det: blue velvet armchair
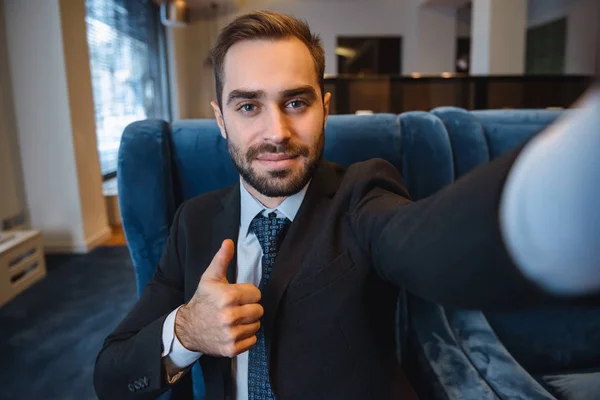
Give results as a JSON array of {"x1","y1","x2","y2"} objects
[
  {"x1": 117, "y1": 109, "x2": 600, "y2": 399},
  {"x1": 399, "y1": 108, "x2": 600, "y2": 400}
]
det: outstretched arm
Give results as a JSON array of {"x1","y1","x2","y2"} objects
[{"x1": 349, "y1": 88, "x2": 599, "y2": 309}]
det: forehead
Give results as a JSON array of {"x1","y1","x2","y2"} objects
[{"x1": 222, "y1": 37, "x2": 319, "y2": 96}]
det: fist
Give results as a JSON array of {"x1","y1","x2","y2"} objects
[{"x1": 175, "y1": 239, "x2": 263, "y2": 357}]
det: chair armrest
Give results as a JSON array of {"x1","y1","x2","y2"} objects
[
  {"x1": 446, "y1": 309, "x2": 555, "y2": 399},
  {"x1": 409, "y1": 296, "x2": 556, "y2": 400},
  {"x1": 408, "y1": 296, "x2": 498, "y2": 400}
]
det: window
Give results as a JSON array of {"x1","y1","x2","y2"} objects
[{"x1": 85, "y1": 0, "x2": 170, "y2": 178}]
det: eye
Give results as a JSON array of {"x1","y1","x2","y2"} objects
[
  {"x1": 286, "y1": 100, "x2": 307, "y2": 109},
  {"x1": 238, "y1": 103, "x2": 257, "y2": 113}
]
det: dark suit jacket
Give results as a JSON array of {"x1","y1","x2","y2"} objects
[{"x1": 94, "y1": 150, "x2": 553, "y2": 399}]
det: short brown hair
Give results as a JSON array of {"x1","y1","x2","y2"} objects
[{"x1": 211, "y1": 10, "x2": 325, "y2": 108}]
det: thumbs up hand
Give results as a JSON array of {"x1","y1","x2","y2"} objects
[{"x1": 174, "y1": 239, "x2": 263, "y2": 357}]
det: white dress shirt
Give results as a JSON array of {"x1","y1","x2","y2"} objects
[{"x1": 161, "y1": 179, "x2": 308, "y2": 399}]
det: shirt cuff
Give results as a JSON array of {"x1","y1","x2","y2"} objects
[
  {"x1": 500, "y1": 88, "x2": 600, "y2": 295},
  {"x1": 162, "y1": 306, "x2": 202, "y2": 382}
]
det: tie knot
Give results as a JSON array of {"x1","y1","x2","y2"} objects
[{"x1": 249, "y1": 212, "x2": 291, "y2": 256}]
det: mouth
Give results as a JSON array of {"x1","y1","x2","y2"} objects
[{"x1": 254, "y1": 153, "x2": 299, "y2": 168}]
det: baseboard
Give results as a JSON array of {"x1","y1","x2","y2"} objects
[
  {"x1": 85, "y1": 225, "x2": 113, "y2": 250},
  {"x1": 45, "y1": 225, "x2": 112, "y2": 254}
]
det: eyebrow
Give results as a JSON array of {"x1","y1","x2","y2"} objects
[
  {"x1": 226, "y1": 85, "x2": 318, "y2": 107},
  {"x1": 226, "y1": 89, "x2": 266, "y2": 106},
  {"x1": 280, "y1": 85, "x2": 318, "y2": 100}
]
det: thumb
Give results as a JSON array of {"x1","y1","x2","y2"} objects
[{"x1": 202, "y1": 239, "x2": 234, "y2": 282}]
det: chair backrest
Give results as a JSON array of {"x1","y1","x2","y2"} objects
[{"x1": 398, "y1": 107, "x2": 562, "y2": 201}]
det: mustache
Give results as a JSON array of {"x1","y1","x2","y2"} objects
[{"x1": 246, "y1": 143, "x2": 310, "y2": 162}]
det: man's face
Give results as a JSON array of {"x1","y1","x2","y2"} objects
[{"x1": 211, "y1": 38, "x2": 331, "y2": 198}]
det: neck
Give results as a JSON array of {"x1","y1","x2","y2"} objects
[{"x1": 242, "y1": 179, "x2": 287, "y2": 209}]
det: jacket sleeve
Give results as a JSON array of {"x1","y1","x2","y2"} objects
[
  {"x1": 347, "y1": 148, "x2": 558, "y2": 310},
  {"x1": 93, "y1": 202, "x2": 190, "y2": 399}
]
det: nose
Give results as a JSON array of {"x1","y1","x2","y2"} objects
[{"x1": 264, "y1": 107, "x2": 291, "y2": 144}]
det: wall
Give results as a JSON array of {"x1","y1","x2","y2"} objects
[
  {"x1": 167, "y1": 20, "x2": 217, "y2": 119},
  {"x1": 404, "y1": 0, "x2": 457, "y2": 74},
  {"x1": 0, "y1": 1, "x2": 26, "y2": 225},
  {"x1": 59, "y1": 0, "x2": 111, "y2": 247},
  {"x1": 459, "y1": 0, "x2": 575, "y2": 35},
  {"x1": 460, "y1": 0, "x2": 598, "y2": 75},
  {"x1": 168, "y1": 0, "x2": 457, "y2": 119},
  {"x1": 456, "y1": 4, "x2": 471, "y2": 38},
  {"x1": 528, "y1": 0, "x2": 599, "y2": 75},
  {"x1": 527, "y1": 0, "x2": 573, "y2": 28},
  {"x1": 489, "y1": 0, "x2": 527, "y2": 75},
  {"x1": 262, "y1": 0, "x2": 420, "y2": 75},
  {"x1": 3, "y1": 0, "x2": 110, "y2": 252},
  {"x1": 4, "y1": 0, "x2": 84, "y2": 247},
  {"x1": 565, "y1": 0, "x2": 600, "y2": 75}
]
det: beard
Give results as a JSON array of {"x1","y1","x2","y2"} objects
[{"x1": 227, "y1": 129, "x2": 325, "y2": 198}]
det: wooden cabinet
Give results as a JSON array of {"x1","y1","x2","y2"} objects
[{"x1": 0, "y1": 231, "x2": 46, "y2": 307}]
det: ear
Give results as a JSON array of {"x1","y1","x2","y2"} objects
[
  {"x1": 211, "y1": 101, "x2": 227, "y2": 139},
  {"x1": 323, "y1": 92, "x2": 332, "y2": 129}
]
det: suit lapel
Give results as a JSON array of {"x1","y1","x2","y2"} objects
[
  {"x1": 209, "y1": 183, "x2": 240, "y2": 398},
  {"x1": 212, "y1": 184, "x2": 240, "y2": 283},
  {"x1": 206, "y1": 164, "x2": 339, "y2": 393},
  {"x1": 263, "y1": 160, "x2": 340, "y2": 363}
]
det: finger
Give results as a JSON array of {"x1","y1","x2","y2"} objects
[
  {"x1": 235, "y1": 304, "x2": 264, "y2": 324},
  {"x1": 229, "y1": 283, "x2": 262, "y2": 305},
  {"x1": 234, "y1": 321, "x2": 261, "y2": 340},
  {"x1": 202, "y1": 239, "x2": 235, "y2": 282},
  {"x1": 234, "y1": 335, "x2": 258, "y2": 355}
]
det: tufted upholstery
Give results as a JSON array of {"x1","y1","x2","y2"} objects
[
  {"x1": 118, "y1": 109, "x2": 599, "y2": 399},
  {"x1": 400, "y1": 107, "x2": 600, "y2": 400}
]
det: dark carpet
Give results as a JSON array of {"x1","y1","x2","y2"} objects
[{"x1": 0, "y1": 246, "x2": 137, "y2": 400}]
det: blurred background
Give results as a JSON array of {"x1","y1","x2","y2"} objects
[{"x1": 0, "y1": 0, "x2": 598, "y2": 399}]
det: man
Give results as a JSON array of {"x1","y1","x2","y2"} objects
[{"x1": 94, "y1": 10, "x2": 600, "y2": 400}]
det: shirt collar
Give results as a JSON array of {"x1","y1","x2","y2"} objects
[{"x1": 239, "y1": 178, "x2": 309, "y2": 237}]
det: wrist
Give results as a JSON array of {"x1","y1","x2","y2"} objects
[{"x1": 174, "y1": 303, "x2": 197, "y2": 352}]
